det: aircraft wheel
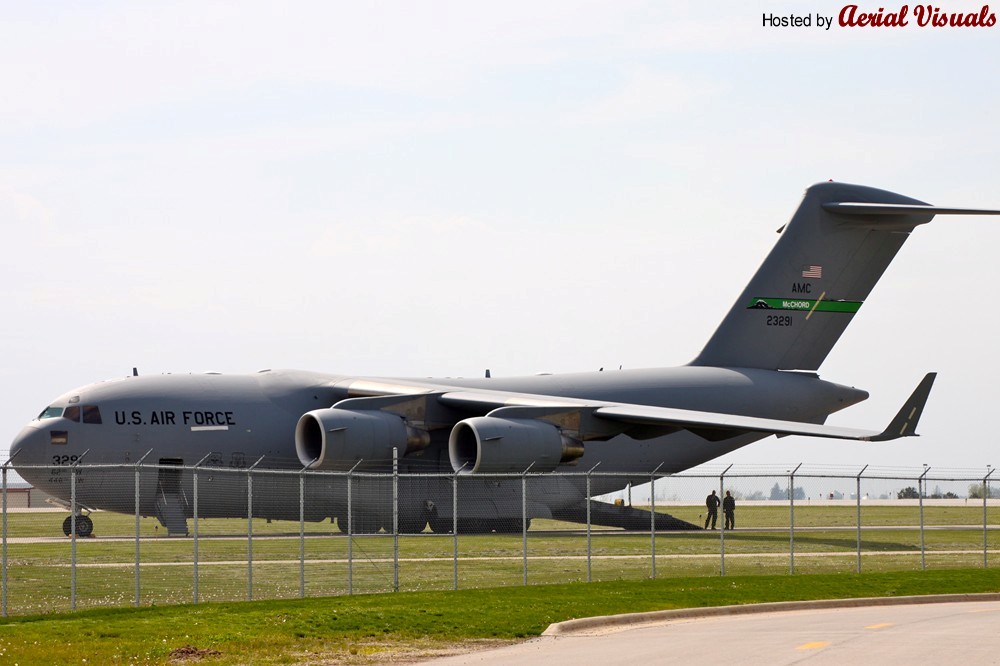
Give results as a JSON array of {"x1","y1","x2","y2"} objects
[
  {"x1": 62, "y1": 515, "x2": 94, "y2": 538},
  {"x1": 480, "y1": 517, "x2": 530, "y2": 534},
  {"x1": 428, "y1": 518, "x2": 453, "y2": 534},
  {"x1": 456, "y1": 518, "x2": 493, "y2": 534},
  {"x1": 342, "y1": 512, "x2": 381, "y2": 534},
  {"x1": 77, "y1": 515, "x2": 94, "y2": 537},
  {"x1": 396, "y1": 516, "x2": 427, "y2": 534}
]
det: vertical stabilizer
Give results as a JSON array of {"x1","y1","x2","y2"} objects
[{"x1": 691, "y1": 182, "x2": 966, "y2": 371}]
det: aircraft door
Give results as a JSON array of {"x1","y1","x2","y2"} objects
[
  {"x1": 158, "y1": 458, "x2": 183, "y2": 494},
  {"x1": 155, "y1": 458, "x2": 189, "y2": 536}
]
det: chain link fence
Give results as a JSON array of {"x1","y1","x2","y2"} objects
[{"x1": 2, "y1": 459, "x2": 998, "y2": 616}]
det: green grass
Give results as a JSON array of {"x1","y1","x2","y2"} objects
[
  {"x1": 5, "y1": 504, "x2": 1000, "y2": 539},
  {"x1": 2, "y1": 569, "x2": 1000, "y2": 664},
  {"x1": 651, "y1": 503, "x2": 1000, "y2": 528},
  {"x1": 4, "y1": 504, "x2": 1000, "y2": 617},
  {"x1": 3, "y1": 503, "x2": 1000, "y2": 661}
]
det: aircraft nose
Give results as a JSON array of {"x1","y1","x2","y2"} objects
[{"x1": 9, "y1": 424, "x2": 44, "y2": 464}]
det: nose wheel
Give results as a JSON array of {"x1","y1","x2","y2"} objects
[{"x1": 62, "y1": 514, "x2": 94, "y2": 538}]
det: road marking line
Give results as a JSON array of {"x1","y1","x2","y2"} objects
[
  {"x1": 796, "y1": 641, "x2": 830, "y2": 650},
  {"x1": 866, "y1": 623, "x2": 893, "y2": 629}
]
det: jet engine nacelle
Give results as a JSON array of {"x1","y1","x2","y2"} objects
[
  {"x1": 448, "y1": 417, "x2": 583, "y2": 474},
  {"x1": 296, "y1": 408, "x2": 427, "y2": 471}
]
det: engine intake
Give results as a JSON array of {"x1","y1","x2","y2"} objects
[
  {"x1": 448, "y1": 417, "x2": 583, "y2": 474},
  {"x1": 296, "y1": 408, "x2": 428, "y2": 471}
]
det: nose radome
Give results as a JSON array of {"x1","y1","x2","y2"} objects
[{"x1": 8, "y1": 424, "x2": 43, "y2": 464}]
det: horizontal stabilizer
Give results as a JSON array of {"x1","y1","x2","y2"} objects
[{"x1": 823, "y1": 202, "x2": 1000, "y2": 216}]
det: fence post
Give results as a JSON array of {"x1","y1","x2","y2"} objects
[
  {"x1": 919, "y1": 465, "x2": 930, "y2": 571},
  {"x1": 1, "y1": 460, "x2": 6, "y2": 618},
  {"x1": 789, "y1": 463, "x2": 801, "y2": 575},
  {"x1": 451, "y1": 462, "x2": 467, "y2": 591},
  {"x1": 191, "y1": 452, "x2": 213, "y2": 604},
  {"x1": 300, "y1": 459, "x2": 316, "y2": 600},
  {"x1": 587, "y1": 463, "x2": 600, "y2": 584},
  {"x1": 719, "y1": 464, "x2": 731, "y2": 576},
  {"x1": 299, "y1": 458, "x2": 319, "y2": 599},
  {"x1": 393, "y1": 448, "x2": 399, "y2": 593},
  {"x1": 71, "y1": 459, "x2": 76, "y2": 611},
  {"x1": 347, "y1": 460, "x2": 361, "y2": 596},
  {"x1": 986, "y1": 467, "x2": 995, "y2": 568},
  {"x1": 522, "y1": 464, "x2": 534, "y2": 586},
  {"x1": 69, "y1": 449, "x2": 90, "y2": 612},
  {"x1": 452, "y1": 468, "x2": 459, "y2": 591},
  {"x1": 2, "y1": 450, "x2": 21, "y2": 618},
  {"x1": 856, "y1": 465, "x2": 867, "y2": 573},
  {"x1": 650, "y1": 463, "x2": 663, "y2": 580},
  {"x1": 246, "y1": 456, "x2": 265, "y2": 601},
  {"x1": 133, "y1": 450, "x2": 153, "y2": 608},
  {"x1": 300, "y1": 469, "x2": 306, "y2": 598}
]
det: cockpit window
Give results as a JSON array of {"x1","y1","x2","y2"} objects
[
  {"x1": 38, "y1": 404, "x2": 101, "y2": 423},
  {"x1": 37, "y1": 406, "x2": 64, "y2": 420},
  {"x1": 82, "y1": 405, "x2": 102, "y2": 424}
]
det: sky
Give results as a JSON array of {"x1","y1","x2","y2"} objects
[{"x1": 2, "y1": 1, "x2": 999, "y2": 478}]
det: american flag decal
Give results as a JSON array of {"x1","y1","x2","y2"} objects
[{"x1": 801, "y1": 265, "x2": 823, "y2": 279}]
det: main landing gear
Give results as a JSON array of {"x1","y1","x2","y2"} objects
[{"x1": 62, "y1": 513, "x2": 94, "y2": 538}]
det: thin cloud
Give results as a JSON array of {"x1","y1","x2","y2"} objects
[
  {"x1": 0, "y1": 186, "x2": 55, "y2": 228},
  {"x1": 567, "y1": 68, "x2": 721, "y2": 125}
]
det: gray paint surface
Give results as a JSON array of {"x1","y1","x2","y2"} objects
[{"x1": 8, "y1": 183, "x2": 1000, "y2": 532}]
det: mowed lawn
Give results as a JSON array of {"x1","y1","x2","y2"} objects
[
  {"x1": 2, "y1": 569, "x2": 1000, "y2": 664},
  {"x1": 3, "y1": 502, "x2": 1000, "y2": 615}
]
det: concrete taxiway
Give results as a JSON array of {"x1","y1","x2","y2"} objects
[{"x1": 423, "y1": 595, "x2": 1000, "y2": 665}]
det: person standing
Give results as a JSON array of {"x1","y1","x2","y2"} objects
[
  {"x1": 723, "y1": 490, "x2": 736, "y2": 530},
  {"x1": 704, "y1": 490, "x2": 720, "y2": 529}
]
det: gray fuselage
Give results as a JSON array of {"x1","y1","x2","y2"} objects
[{"x1": 10, "y1": 366, "x2": 866, "y2": 530}]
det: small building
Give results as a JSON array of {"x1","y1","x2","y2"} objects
[{"x1": 2, "y1": 482, "x2": 56, "y2": 509}]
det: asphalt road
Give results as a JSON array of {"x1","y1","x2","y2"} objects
[{"x1": 424, "y1": 598, "x2": 1000, "y2": 665}]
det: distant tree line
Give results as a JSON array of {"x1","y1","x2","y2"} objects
[
  {"x1": 735, "y1": 483, "x2": 984, "y2": 501},
  {"x1": 769, "y1": 482, "x2": 806, "y2": 501},
  {"x1": 968, "y1": 483, "x2": 1000, "y2": 499},
  {"x1": 897, "y1": 486, "x2": 961, "y2": 499}
]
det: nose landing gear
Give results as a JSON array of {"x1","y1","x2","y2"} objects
[{"x1": 62, "y1": 513, "x2": 94, "y2": 538}]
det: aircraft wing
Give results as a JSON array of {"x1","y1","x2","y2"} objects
[
  {"x1": 434, "y1": 372, "x2": 936, "y2": 443},
  {"x1": 317, "y1": 373, "x2": 936, "y2": 474}
]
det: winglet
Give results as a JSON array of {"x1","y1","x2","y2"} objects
[{"x1": 868, "y1": 373, "x2": 937, "y2": 441}]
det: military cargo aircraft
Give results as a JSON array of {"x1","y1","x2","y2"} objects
[{"x1": 9, "y1": 182, "x2": 1000, "y2": 537}]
